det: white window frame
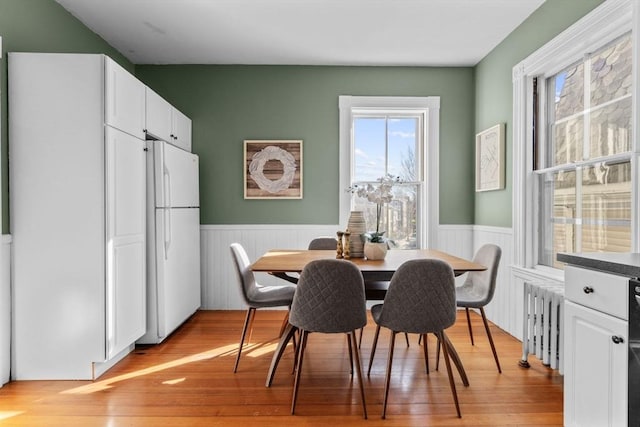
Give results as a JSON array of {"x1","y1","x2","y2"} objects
[
  {"x1": 339, "y1": 96, "x2": 440, "y2": 249},
  {"x1": 512, "y1": 0, "x2": 639, "y2": 276}
]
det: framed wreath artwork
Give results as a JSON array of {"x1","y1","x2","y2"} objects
[{"x1": 244, "y1": 140, "x2": 303, "y2": 199}]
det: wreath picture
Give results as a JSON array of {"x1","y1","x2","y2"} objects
[{"x1": 244, "y1": 140, "x2": 303, "y2": 199}]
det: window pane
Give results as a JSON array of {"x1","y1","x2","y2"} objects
[
  {"x1": 353, "y1": 117, "x2": 386, "y2": 182},
  {"x1": 387, "y1": 117, "x2": 419, "y2": 181},
  {"x1": 552, "y1": 116, "x2": 583, "y2": 165},
  {"x1": 539, "y1": 170, "x2": 576, "y2": 267},
  {"x1": 590, "y1": 35, "x2": 632, "y2": 107},
  {"x1": 589, "y1": 97, "x2": 632, "y2": 157},
  {"x1": 553, "y1": 63, "x2": 584, "y2": 121},
  {"x1": 581, "y1": 162, "x2": 631, "y2": 252},
  {"x1": 352, "y1": 183, "x2": 418, "y2": 249}
]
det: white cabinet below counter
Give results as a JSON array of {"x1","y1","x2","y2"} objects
[{"x1": 145, "y1": 87, "x2": 192, "y2": 152}]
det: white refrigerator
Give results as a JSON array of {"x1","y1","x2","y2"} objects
[{"x1": 138, "y1": 140, "x2": 201, "y2": 344}]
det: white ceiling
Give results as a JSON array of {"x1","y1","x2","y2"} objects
[{"x1": 54, "y1": 0, "x2": 545, "y2": 67}]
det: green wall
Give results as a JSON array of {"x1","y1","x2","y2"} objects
[
  {"x1": 136, "y1": 65, "x2": 476, "y2": 225},
  {"x1": 0, "y1": 0, "x2": 612, "y2": 231},
  {"x1": 0, "y1": 0, "x2": 133, "y2": 233},
  {"x1": 473, "y1": 0, "x2": 605, "y2": 227}
]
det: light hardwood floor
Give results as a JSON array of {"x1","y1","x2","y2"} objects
[{"x1": 0, "y1": 310, "x2": 563, "y2": 426}]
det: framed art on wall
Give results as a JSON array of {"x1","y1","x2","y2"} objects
[
  {"x1": 244, "y1": 140, "x2": 303, "y2": 199},
  {"x1": 475, "y1": 124, "x2": 505, "y2": 192}
]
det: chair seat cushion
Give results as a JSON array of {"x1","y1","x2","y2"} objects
[
  {"x1": 455, "y1": 283, "x2": 488, "y2": 308},
  {"x1": 371, "y1": 303, "x2": 383, "y2": 324},
  {"x1": 248, "y1": 284, "x2": 296, "y2": 308}
]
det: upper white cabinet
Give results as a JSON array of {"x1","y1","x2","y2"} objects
[
  {"x1": 145, "y1": 87, "x2": 192, "y2": 152},
  {"x1": 105, "y1": 58, "x2": 146, "y2": 140},
  {"x1": 9, "y1": 53, "x2": 146, "y2": 380}
]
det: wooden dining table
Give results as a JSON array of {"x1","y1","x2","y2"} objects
[{"x1": 251, "y1": 248, "x2": 486, "y2": 388}]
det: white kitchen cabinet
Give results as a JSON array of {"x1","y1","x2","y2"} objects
[
  {"x1": 563, "y1": 265, "x2": 629, "y2": 427},
  {"x1": 9, "y1": 53, "x2": 146, "y2": 380},
  {"x1": 105, "y1": 57, "x2": 146, "y2": 140},
  {"x1": 145, "y1": 87, "x2": 192, "y2": 152}
]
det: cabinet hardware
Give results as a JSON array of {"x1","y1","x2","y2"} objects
[
  {"x1": 611, "y1": 336, "x2": 624, "y2": 344},
  {"x1": 583, "y1": 286, "x2": 594, "y2": 294}
]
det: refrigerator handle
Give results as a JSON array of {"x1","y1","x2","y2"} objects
[
  {"x1": 164, "y1": 208, "x2": 171, "y2": 260},
  {"x1": 163, "y1": 165, "x2": 171, "y2": 209}
]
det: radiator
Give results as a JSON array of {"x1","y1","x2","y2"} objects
[{"x1": 519, "y1": 281, "x2": 564, "y2": 374}]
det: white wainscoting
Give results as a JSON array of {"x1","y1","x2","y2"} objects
[
  {"x1": 0, "y1": 235, "x2": 12, "y2": 387},
  {"x1": 199, "y1": 224, "x2": 547, "y2": 341}
]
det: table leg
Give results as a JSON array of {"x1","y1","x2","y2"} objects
[
  {"x1": 443, "y1": 333, "x2": 469, "y2": 387},
  {"x1": 266, "y1": 323, "x2": 298, "y2": 387}
]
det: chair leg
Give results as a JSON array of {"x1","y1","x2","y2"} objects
[
  {"x1": 435, "y1": 333, "x2": 440, "y2": 371},
  {"x1": 367, "y1": 324, "x2": 381, "y2": 376},
  {"x1": 347, "y1": 333, "x2": 354, "y2": 376},
  {"x1": 438, "y1": 331, "x2": 461, "y2": 418},
  {"x1": 234, "y1": 307, "x2": 256, "y2": 373},
  {"x1": 291, "y1": 329, "x2": 309, "y2": 415},
  {"x1": 358, "y1": 327, "x2": 364, "y2": 348},
  {"x1": 422, "y1": 333, "x2": 429, "y2": 374},
  {"x1": 279, "y1": 310, "x2": 290, "y2": 337},
  {"x1": 480, "y1": 307, "x2": 502, "y2": 373},
  {"x1": 404, "y1": 332, "x2": 410, "y2": 347},
  {"x1": 465, "y1": 307, "x2": 475, "y2": 345},
  {"x1": 381, "y1": 331, "x2": 396, "y2": 419},
  {"x1": 349, "y1": 331, "x2": 368, "y2": 419}
]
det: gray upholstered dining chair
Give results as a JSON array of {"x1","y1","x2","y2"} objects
[
  {"x1": 368, "y1": 259, "x2": 462, "y2": 419},
  {"x1": 288, "y1": 259, "x2": 368, "y2": 418},
  {"x1": 307, "y1": 236, "x2": 338, "y2": 250},
  {"x1": 455, "y1": 244, "x2": 502, "y2": 373},
  {"x1": 230, "y1": 243, "x2": 297, "y2": 373}
]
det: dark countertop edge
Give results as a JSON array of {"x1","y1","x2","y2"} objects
[{"x1": 557, "y1": 252, "x2": 640, "y2": 279}]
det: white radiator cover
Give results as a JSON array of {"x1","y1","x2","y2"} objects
[{"x1": 520, "y1": 281, "x2": 565, "y2": 374}]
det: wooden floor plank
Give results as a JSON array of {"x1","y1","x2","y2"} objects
[{"x1": 0, "y1": 310, "x2": 563, "y2": 426}]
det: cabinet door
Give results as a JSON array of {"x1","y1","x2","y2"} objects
[
  {"x1": 105, "y1": 57, "x2": 146, "y2": 140},
  {"x1": 145, "y1": 87, "x2": 173, "y2": 142},
  {"x1": 105, "y1": 127, "x2": 146, "y2": 359},
  {"x1": 564, "y1": 300, "x2": 627, "y2": 427},
  {"x1": 172, "y1": 108, "x2": 192, "y2": 152}
]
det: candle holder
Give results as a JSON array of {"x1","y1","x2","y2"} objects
[
  {"x1": 343, "y1": 230, "x2": 351, "y2": 259},
  {"x1": 336, "y1": 231, "x2": 344, "y2": 259}
]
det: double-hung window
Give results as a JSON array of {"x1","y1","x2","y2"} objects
[
  {"x1": 513, "y1": 0, "x2": 638, "y2": 273},
  {"x1": 339, "y1": 96, "x2": 440, "y2": 249}
]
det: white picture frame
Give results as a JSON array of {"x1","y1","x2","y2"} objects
[{"x1": 475, "y1": 124, "x2": 505, "y2": 192}]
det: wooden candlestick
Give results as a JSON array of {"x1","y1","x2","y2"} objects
[
  {"x1": 343, "y1": 230, "x2": 351, "y2": 259},
  {"x1": 336, "y1": 231, "x2": 344, "y2": 259}
]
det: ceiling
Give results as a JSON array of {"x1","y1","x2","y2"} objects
[{"x1": 54, "y1": 0, "x2": 545, "y2": 67}]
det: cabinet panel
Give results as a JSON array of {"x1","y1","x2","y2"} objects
[
  {"x1": 105, "y1": 58, "x2": 145, "y2": 140},
  {"x1": 564, "y1": 300, "x2": 627, "y2": 427},
  {"x1": 172, "y1": 108, "x2": 192, "y2": 152},
  {"x1": 565, "y1": 266, "x2": 628, "y2": 320},
  {"x1": 105, "y1": 127, "x2": 146, "y2": 359},
  {"x1": 145, "y1": 87, "x2": 173, "y2": 142}
]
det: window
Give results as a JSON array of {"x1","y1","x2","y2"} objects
[
  {"x1": 513, "y1": 0, "x2": 638, "y2": 273},
  {"x1": 339, "y1": 96, "x2": 440, "y2": 249}
]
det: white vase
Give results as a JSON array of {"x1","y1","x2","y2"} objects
[
  {"x1": 347, "y1": 211, "x2": 366, "y2": 258},
  {"x1": 364, "y1": 242, "x2": 388, "y2": 260}
]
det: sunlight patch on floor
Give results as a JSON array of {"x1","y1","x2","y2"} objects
[
  {"x1": 61, "y1": 343, "x2": 239, "y2": 395},
  {"x1": 0, "y1": 411, "x2": 24, "y2": 420}
]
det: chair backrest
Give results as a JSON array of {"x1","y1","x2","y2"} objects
[
  {"x1": 377, "y1": 259, "x2": 456, "y2": 334},
  {"x1": 307, "y1": 237, "x2": 338, "y2": 250},
  {"x1": 463, "y1": 244, "x2": 502, "y2": 305},
  {"x1": 230, "y1": 243, "x2": 258, "y2": 306},
  {"x1": 289, "y1": 259, "x2": 367, "y2": 333}
]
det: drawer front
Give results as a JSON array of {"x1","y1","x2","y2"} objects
[{"x1": 565, "y1": 265, "x2": 629, "y2": 320}]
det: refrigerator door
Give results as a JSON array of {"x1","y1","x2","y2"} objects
[
  {"x1": 155, "y1": 207, "x2": 201, "y2": 340},
  {"x1": 154, "y1": 141, "x2": 199, "y2": 209}
]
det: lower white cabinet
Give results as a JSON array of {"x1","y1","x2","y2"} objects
[
  {"x1": 563, "y1": 265, "x2": 629, "y2": 427},
  {"x1": 564, "y1": 300, "x2": 627, "y2": 427}
]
